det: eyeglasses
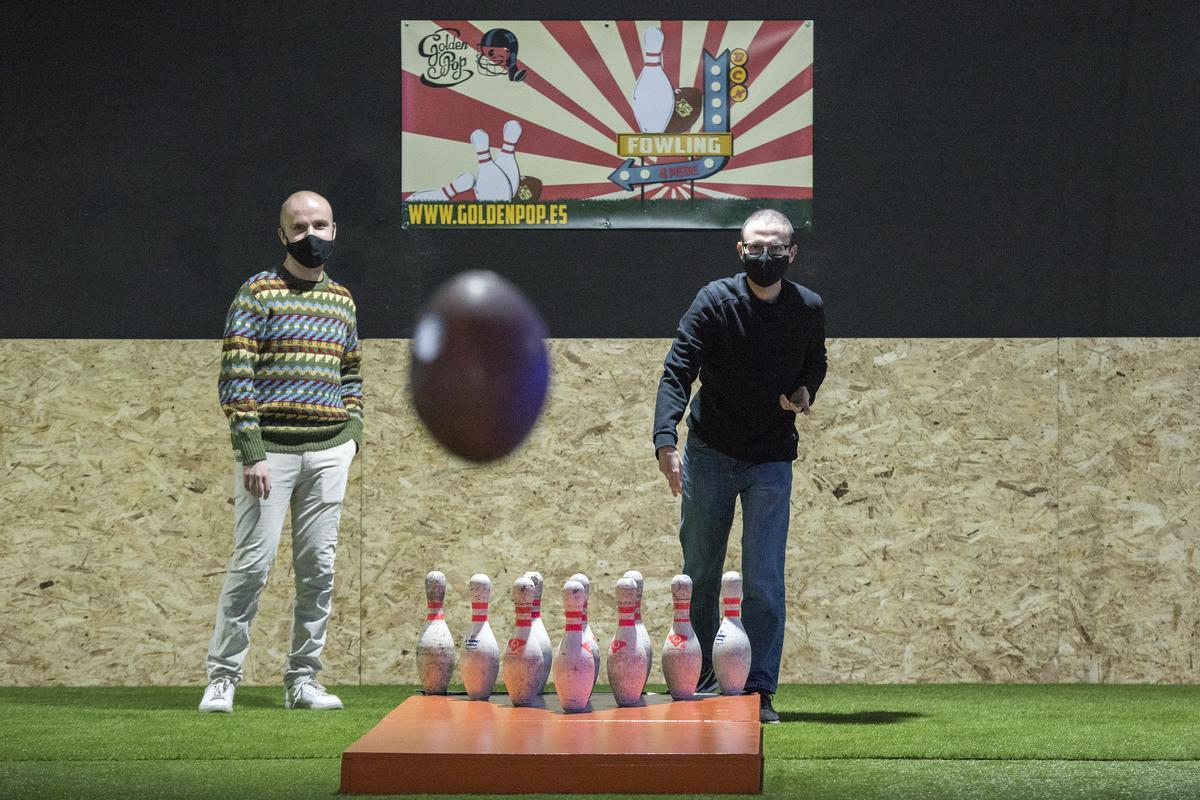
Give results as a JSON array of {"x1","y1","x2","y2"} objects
[{"x1": 741, "y1": 242, "x2": 793, "y2": 257}]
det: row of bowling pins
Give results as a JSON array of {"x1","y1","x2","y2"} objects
[
  {"x1": 407, "y1": 120, "x2": 523, "y2": 203},
  {"x1": 416, "y1": 569, "x2": 752, "y2": 711}
]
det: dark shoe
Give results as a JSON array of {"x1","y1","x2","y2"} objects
[
  {"x1": 695, "y1": 668, "x2": 719, "y2": 695},
  {"x1": 748, "y1": 690, "x2": 779, "y2": 724}
]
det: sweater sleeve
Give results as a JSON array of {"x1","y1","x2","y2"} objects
[
  {"x1": 652, "y1": 287, "x2": 713, "y2": 456},
  {"x1": 794, "y1": 302, "x2": 828, "y2": 404},
  {"x1": 218, "y1": 283, "x2": 268, "y2": 464},
  {"x1": 340, "y1": 307, "x2": 364, "y2": 447}
]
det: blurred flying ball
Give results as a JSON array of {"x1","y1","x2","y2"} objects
[{"x1": 410, "y1": 270, "x2": 550, "y2": 462}]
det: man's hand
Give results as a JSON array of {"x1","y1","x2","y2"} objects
[
  {"x1": 243, "y1": 460, "x2": 271, "y2": 499},
  {"x1": 657, "y1": 446, "x2": 683, "y2": 497},
  {"x1": 780, "y1": 386, "x2": 812, "y2": 416}
]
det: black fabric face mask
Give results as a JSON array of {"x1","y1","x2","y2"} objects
[
  {"x1": 285, "y1": 234, "x2": 336, "y2": 268},
  {"x1": 742, "y1": 248, "x2": 790, "y2": 288}
]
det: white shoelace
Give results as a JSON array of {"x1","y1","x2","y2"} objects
[
  {"x1": 293, "y1": 679, "x2": 327, "y2": 697},
  {"x1": 209, "y1": 677, "x2": 234, "y2": 699}
]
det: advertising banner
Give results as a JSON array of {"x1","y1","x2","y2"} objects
[{"x1": 402, "y1": 20, "x2": 813, "y2": 229}]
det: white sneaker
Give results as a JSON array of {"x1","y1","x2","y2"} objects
[
  {"x1": 285, "y1": 679, "x2": 343, "y2": 710},
  {"x1": 198, "y1": 676, "x2": 236, "y2": 713}
]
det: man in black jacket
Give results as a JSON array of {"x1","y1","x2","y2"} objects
[{"x1": 653, "y1": 209, "x2": 827, "y2": 724}]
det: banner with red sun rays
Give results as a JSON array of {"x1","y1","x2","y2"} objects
[{"x1": 401, "y1": 20, "x2": 812, "y2": 229}]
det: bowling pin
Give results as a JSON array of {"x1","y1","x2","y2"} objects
[
  {"x1": 525, "y1": 571, "x2": 554, "y2": 693},
  {"x1": 494, "y1": 120, "x2": 522, "y2": 200},
  {"x1": 460, "y1": 573, "x2": 500, "y2": 700},
  {"x1": 553, "y1": 579, "x2": 594, "y2": 712},
  {"x1": 661, "y1": 574, "x2": 702, "y2": 700},
  {"x1": 570, "y1": 572, "x2": 601, "y2": 690},
  {"x1": 407, "y1": 172, "x2": 475, "y2": 202},
  {"x1": 502, "y1": 576, "x2": 545, "y2": 706},
  {"x1": 470, "y1": 128, "x2": 513, "y2": 201},
  {"x1": 623, "y1": 570, "x2": 653, "y2": 689},
  {"x1": 712, "y1": 571, "x2": 752, "y2": 695},
  {"x1": 631, "y1": 27, "x2": 674, "y2": 133},
  {"x1": 606, "y1": 577, "x2": 649, "y2": 706},
  {"x1": 416, "y1": 571, "x2": 455, "y2": 694}
]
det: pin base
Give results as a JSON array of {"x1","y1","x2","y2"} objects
[{"x1": 340, "y1": 691, "x2": 762, "y2": 794}]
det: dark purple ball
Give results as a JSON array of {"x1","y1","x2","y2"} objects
[{"x1": 410, "y1": 271, "x2": 550, "y2": 462}]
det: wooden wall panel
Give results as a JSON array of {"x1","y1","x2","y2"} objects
[{"x1": 1, "y1": 338, "x2": 1195, "y2": 686}]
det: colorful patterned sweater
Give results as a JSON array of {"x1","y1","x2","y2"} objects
[{"x1": 219, "y1": 268, "x2": 363, "y2": 463}]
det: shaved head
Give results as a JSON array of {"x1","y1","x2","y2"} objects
[
  {"x1": 278, "y1": 190, "x2": 336, "y2": 246},
  {"x1": 277, "y1": 190, "x2": 337, "y2": 276},
  {"x1": 280, "y1": 191, "x2": 333, "y2": 231},
  {"x1": 740, "y1": 209, "x2": 793, "y2": 243}
]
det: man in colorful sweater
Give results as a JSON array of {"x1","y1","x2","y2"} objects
[{"x1": 199, "y1": 191, "x2": 363, "y2": 713}]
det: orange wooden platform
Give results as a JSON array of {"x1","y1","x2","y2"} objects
[{"x1": 340, "y1": 692, "x2": 763, "y2": 795}]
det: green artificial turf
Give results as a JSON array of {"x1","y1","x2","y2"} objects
[{"x1": 2, "y1": 684, "x2": 1198, "y2": 799}]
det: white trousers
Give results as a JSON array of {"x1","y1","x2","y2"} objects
[{"x1": 206, "y1": 440, "x2": 355, "y2": 686}]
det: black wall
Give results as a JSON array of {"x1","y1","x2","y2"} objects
[{"x1": 3, "y1": 1, "x2": 1198, "y2": 339}]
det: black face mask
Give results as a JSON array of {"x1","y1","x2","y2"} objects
[
  {"x1": 742, "y1": 248, "x2": 790, "y2": 288},
  {"x1": 285, "y1": 234, "x2": 335, "y2": 268}
]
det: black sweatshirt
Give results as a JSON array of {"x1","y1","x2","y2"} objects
[{"x1": 653, "y1": 274, "x2": 827, "y2": 464}]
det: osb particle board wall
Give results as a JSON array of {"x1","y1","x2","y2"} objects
[{"x1": 0, "y1": 338, "x2": 1196, "y2": 686}]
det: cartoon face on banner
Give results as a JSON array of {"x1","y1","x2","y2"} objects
[
  {"x1": 401, "y1": 20, "x2": 813, "y2": 229},
  {"x1": 476, "y1": 28, "x2": 527, "y2": 82}
]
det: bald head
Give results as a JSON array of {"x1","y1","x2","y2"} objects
[
  {"x1": 280, "y1": 191, "x2": 333, "y2": 232},
  {"x1": 278, "y1": 190, "x2": 336, "y2": 251}
]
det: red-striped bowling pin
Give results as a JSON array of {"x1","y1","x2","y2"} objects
[
  {"x1": 503, "y1": 576, "x2": 545, "y2": 706},
  {"x1": 712, "y1": 571, "x2": 751, "y2": 695},
  {"x1": 416, "y1": 570, "x2": 455, "y2": 694},
  {"x1": 525, "y1": 571, "x2": 554, "y2": 693},
  {"x1": 470, "y1": 128, "x2": 513, "y2": 201},
  {"x1": 623, "y1": 570, "x2": 653, "y2": 688},
  {"x1": 569, "y1": 572, "x2": 601, "y2": 689},
  {"x1": 494, "y1": 120, "x2": 523, "y2": 200},
  {"x1": 460, "y1": 573, "x2": 500, "y2": 700},
  {"x1": 632, "y1": 26, "x2": 674, "y2": 133},
  {"x1": 606, "y1": 576, "x2": 649, "y2": 706},
  {"x1": 661, "y1": 574, "x2": 702, "y2": 699},
  {"x1": 553, "y1": 579, "x2": 594, "y2": 712},
  {"x1": 407, "y1": 172, "x2": 475, "y2": 202}
]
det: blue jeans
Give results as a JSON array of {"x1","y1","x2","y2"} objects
[{"x1": 679, "y1": 433, "x2": 792, "y2": 694}]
